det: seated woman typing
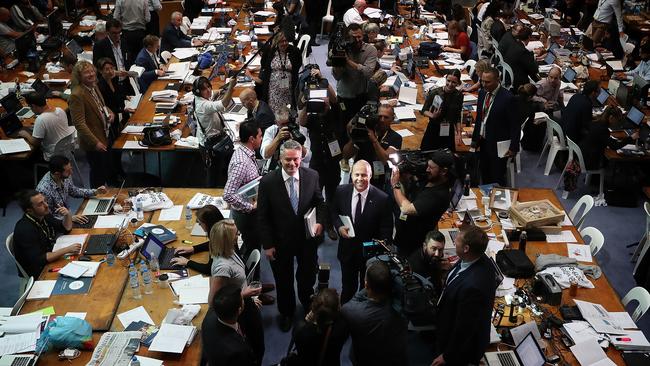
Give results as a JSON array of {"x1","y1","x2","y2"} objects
[
  {"x1": 580, "y1": 106, "x2": 639, "y2": 170},
  {"x1": 443, "y1": 20, "x2": 471, "y2": 61}
]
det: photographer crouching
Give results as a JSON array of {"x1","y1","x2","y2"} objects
[{"x1": 390, "y1": 150, "x2": 454, "y2": 257}]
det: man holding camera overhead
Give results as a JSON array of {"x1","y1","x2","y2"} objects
[
  {"x1": 331, "y1": 22, "x2": 378, "y2": 125},
  {"x1": 390, "y1": 150, "x2": 454, "y2": 257}
]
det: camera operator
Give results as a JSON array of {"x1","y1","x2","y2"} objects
[
  {"x1": 331, "y1": 23, "x2": 378, "y2": 124},
  {"x1": 341, "y1": 261, "x2": 409, "y2": 366},
  {"x1": 342, "y1": 104, "x2": 402, "y2": 190},
  {"x1": 407, "y1": 230, "x2": 451, "y2": 298},
  {"x1": 390, "y1": 150, "x2": 454, "y2": 257},
  {"x1": 261, "y1": 106, "x2": 311, "y2": 171}
]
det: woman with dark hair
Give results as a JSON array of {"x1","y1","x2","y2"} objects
[
  {"x1": 292, "y1": 288, "x2": 348, "y2": 366},
  {"x1": 252, "y1": 30, "x2": 302, "y2": 116},
  {"x1": 580, "y1": 107, "x2": 638, "y2": 170},
  {"x1": 420, "y1": 70, "x2": 464, "y2": 151},
  {"x1": 451, "y1": 4, "x2": 468, "y2": 31},
  {"x1": 444, "y1": 20, "x2": 471, "y2": 60},
  {"x1": 479, "y1": 1, "x2": 501, "y2": 57},
  {"x1": 171, "y1": 204, "x2": 224, "y2": 273}
]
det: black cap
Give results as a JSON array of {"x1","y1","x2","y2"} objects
[{"x1": 430, "y1": 151, "x2": 454, "y2": 170}]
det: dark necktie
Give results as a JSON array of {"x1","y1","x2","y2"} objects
[
  {"x1": 446, "y1": 263, "x2": 461, "y2": 285},
  {"x1": 354, "y1": 193, "x2": 362, "y2": 224}
]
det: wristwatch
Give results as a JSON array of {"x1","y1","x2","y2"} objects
[{"x1": 392, "y1": 183, "x2": 402, "y2": 190}]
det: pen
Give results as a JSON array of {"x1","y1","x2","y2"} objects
[
  {"x1": 49, "y1": 268, "x2": 61, "y2": 272},
  {"x1": 615, "y1": 337, "x2": 631, "y2": 342},
  {"x1": 182, "y1": 240, "x2": 193, "y2": 244}
]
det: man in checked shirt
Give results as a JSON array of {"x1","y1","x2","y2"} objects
[{"x1": 223, "y1": 121, "x2": 275, "y2": 305}]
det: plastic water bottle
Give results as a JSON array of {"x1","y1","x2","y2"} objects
[
  {"x1": 519, "y1": 231, "x2": 528, "y2": 254},
  {"x1": 149, "y1": 252, "x2": 160, "y2": 282},
  {"x1": 142, "y1": 268, "x2": 153, "y2": 295},
  {"x1": 185, "y1": 205, "x2": 193, "y2": 229},
  {"x1": 128, "y1": 263, "x2": 142, "y2": 299},
  {"x1": 106, "y1": 249, "x2": 115, "y2": 266},
  {"x1": 135, "y1": 197, "x2": 144, "y2": 221},
  {"x1": 463, "y1": 174, "x2": 471, "y2": 196},
  {"x1": 139, "y1": 259, "x2": 148, "y2": 275}
]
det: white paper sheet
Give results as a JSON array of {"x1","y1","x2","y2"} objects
[
  {"x1": 394, "y1": 106, "x2": 417, "y2": 120},
  {"x1": 117, "y1": 306, "x2": 155, "y2": 328},
  {"x1": 134, "y1": 355, "x2": 164, "y2": 366},
  {"x1": 398, "y1": 86, "x2": 418, "y2": 105},
  {"x1": 0, "y1": 139, "x2": 31, "y2": 155},
  {"x1": 94, "y1": 215, "x2": 129, "y2": 228},
  {"x1": 609, "y1": 312, "x2": 637, "y2": 329},
  {"x1": 122, "y1": 140, "x2": 149, "y2": 149},
  {"x1": 178, "y1": 288, "x2": 208, "y2": 304},
  {"x1": 567, "y1": 243, "x2": 593, "y2": 262},
  {"x1": 58, "y1": 262, "x2": 89, "y2": 279},
  {"x1": 338, "y1": 215, "x2": 356, "y2": 238},
  {"x1": 70, "y1": 261, "x2": 102, "y2": 277},
  {"x1": 53, "y1": 234, "x2": 88, "y2": 252},
  {"x1": 148, "y1": 323, "x2": 195, "y2": 353},
  {"x1": 546, "y1": 230, "x2": 578, "y2": 243},
  {"x1": 497, "y1": 140, "x2": 511, "y2": 158},
  {"x1": 158, "y1": 205, "x2": 183, "y2": 221},
  {"x1": 65, "y1": 312, "x2": 87, "y2": 320},
  {"x1": 26, "y1": 280, "x2": 56, "y2": 300},
  {"x1": 570, "y1": 339, "x2": 614, "y2": 366},
  {"x1": 395, "y1": 129, "x2": 415, "y2": 137},
  {"x1": 0, "y1": 332, "x2": 39, "y2": 356}
]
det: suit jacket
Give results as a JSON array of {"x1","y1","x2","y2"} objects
[
  {"x1": 134, "y1": 48, "x2": 164, "y2": 92},
  {"x1": 92, "y1": 37, "x2": 130, "y2": 69},
  {"x1": 471, "y1": 86, "x2": 521, "y2": 155},
  {"x1": 248, "y1": 100, "x2": 275, "y2": 132},
  {"x1": 201, "y1": 310, "x2": 256, "y2": 366},
  {"x1": 330, "y1": 184, "x2": 393, "y2": 262},
  {"x1": 161, "y1": 23, "x2": 192, "y2": 53},
  {"x1": 258, "y1": 167, "x2": 325, "y2": 250},
  {"x1": 436, "y1": 255, "x2": 497, "y2": 365},
  {"x1": 69, "y1": 84, "x2": 110, "y2": 151},
  {"x1": 498, "y1": 32, "x2": 539, "y2": 90}
]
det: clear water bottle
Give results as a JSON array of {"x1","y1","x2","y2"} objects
[
  {"x1": 106, "y1": 249, "x2": 115, "y2": 266},
  {"x1": 519, "y1": 230, "x2": 528, "y2": 254},
  {"x1": 139, "y1": 259, "x2": 148, "y2": 275},
  {"x1": 463, "y1": 174, "x2": 471, "y2": 196},
  {"x1": 142, "y1": 268, "x2": 153, "y2": 295},
  {"x1": 135, "y1": 197, "x2": 144, "y2": 221},
  {"x1": 128, "y1": 263, "x2": 142, "y2": 299},
  {"x1": 149, "y1": 252, "x2": 160, "y2": 282},
  {"x1": 185, "y1": 205, "x2": 193, "y2": 229}
]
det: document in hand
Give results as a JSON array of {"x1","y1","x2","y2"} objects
[
  {"x1": 338, "y1": 215, "x2": 356, "y2": 238},
  {"x1": 148, "y1": 323, "x2": 197, "y2": 353},
  {"x1": 236, "y1": 176, "x2": 262, "y2": 202},
  {"x1": 304, "y1": 207, "x2": 318, "y2": 238}
]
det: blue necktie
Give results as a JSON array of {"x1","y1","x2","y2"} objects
[{"x1": 289, "y1": 177, "x2": 298, "y2": 214}]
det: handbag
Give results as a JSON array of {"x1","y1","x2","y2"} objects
[
  {"x1": 141, "y1": 126, "x2": 172, "y2": 147},
  {"x1": 194, "y1": 102, "x2": 234, "y2": 157}
]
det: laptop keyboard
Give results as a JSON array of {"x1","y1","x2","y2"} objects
[
  {"x1": 11, "y1": 356, "x2": 32, "y2": 366},
  {"x1": 94, "y1": 199, "x2": 110, "y2": 213},
  {"x1": 85, "y1": 234, "x2": 115, "y2": 254},
  {"x1": 497, "y1": 352, "x2": 517, "y2": 366},
  {"x1": 160, "y1": 249, "x2": 177, "y2": 269},
  {"x1": 73, "y1": 215, "x2": 98, "y2": 229}
]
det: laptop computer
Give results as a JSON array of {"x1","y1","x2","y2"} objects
[
  {"x1": 596, "y1": 87, "x2": 610, "y2": 106},
  {"x1": 0, "y1": 94, "x2": 33, "y2": 119},
  {"x1": 140, "y1": 233, "x2": 180, "y2": 270},
  {"x1": 0, "y1": 113, "x2": 22, "y2": 136},
  {"x1": 65, "y1": 39, "x2": 83, "y2": 55},
  {"x1": 484, "y1": 332, "x2": 546, "y2": 366},
  {"x1": 625, "y1": 106, "x2": 645, "y2": 127},
  {"x1": 562, "y1": 67, "x2": 577, "y2": 83},
  {"x1": 449, "y1": 179, "x2": 464, "y2": 211},
  {"x1": 226, "y1": 102, "x2": 247, "y2": 115},
  {"x1": 541, "y1": 51, "x2": 555, "y2": 65},
  {"x1": 83, "y1": 218, "x2": 127, "y2": 255},
  {"x1": 31, "y1": 79, "x2": 53, "y2": 98},
  {"x1": 81, "y1": 180, "x2": 125, "y2": 216},
  {"x1": 433, "y1": 60, "x2": 456, "y2": 76}
]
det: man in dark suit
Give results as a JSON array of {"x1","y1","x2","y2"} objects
[
  {"x1": 561, "y1": 80, "x2": 599, "y2": 143},
  {"x1": 331, "y1": 160, "x2": 393, "y2": 304},
  {"x1": 134, "y1": 34, "x2": 166, "y2": 92},
  {"x1": 257, "y1": 139, "x2": 326, "y2": 332},
  {"x1": 161, "y1": 11, "x2": 204, "y2": 52},
  {"x1": 93, "y1": 19, "x2": 130, "y2": 71},
  {"x1": 498, "y1": 24, "x2": 539, "y2": 90},
  {"x1": 471, "y1": 66, "x2": 521, "y2": 186},
  {"x1": 202, "y1": 284, "x2": 256, "y2": 366},
  {"x1": 240, "y1": 88, "x2": 275, "y2": 132},
  {"x1": 432, "y1": 226, "x2": 498, "y2": 366}
]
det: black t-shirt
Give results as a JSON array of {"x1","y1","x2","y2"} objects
[
  {"x1": 394, "y1": 183, "x2": 450, "y2": 256},
  {"x1": 13, "y1": 213, "x2": 68, "y2": 278},
  {"x1": 408, "y1": 249, "x2": 445, "y2": 297},
  {"x1": 355, "y1": 128, "x2": 402, "y2": 187},
  {"x1": 293, "y1": 316, "x2": 348, "y2": 366}
]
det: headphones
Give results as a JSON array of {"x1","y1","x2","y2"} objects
[{"x1": 192, "y1": 76, "x2": 209, "y2": 97}]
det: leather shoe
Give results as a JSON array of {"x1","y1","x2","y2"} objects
[
  {"x1": 278, "y1": 315, "x2": 293, "y2": 332},
  {"x1": 258, "y1": 293, "x2": 275, "y2": 305},
  {"x1": 262, "y1": 283, "x2": 275, "y2": 293},
  {"x1": 327, "y1": 228, "x2": 338, "y2": 241}
]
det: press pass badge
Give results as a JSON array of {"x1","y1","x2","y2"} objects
[
  {"x1": 372, "y1": 161, "x2": 385, "y2": 176},
  {"x1": 328, "y1": 140, "x2": 341, "y2": 157},
  {"x1": 440, "y1": 122, "x2": 450, "y2": 137}
]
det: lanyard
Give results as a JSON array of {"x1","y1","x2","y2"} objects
[{"x1": 25, "y1": 213, "x2": 56, "y2": 244}]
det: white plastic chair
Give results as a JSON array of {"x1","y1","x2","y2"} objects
[
  {"x1": 536, "y1": 118, "x2": 568, "y2": 176},
  {"x1": 499, "y1": 61, "x2": 514, "y2": 90},
  {"x1": 160, "y1": 51, "x2": 172, "y2": 64},
  {"x1": 296, "y1": 34, "x2": 311, "y2": 66},
  {"x1": 621, "y1": 286, "x2": 650, "y2": 322},
  {"x1": 181, "y1": 16, "x2": 191, "y2": 36},
  {"x1": 6, "y1": 233, "x2": 30, "y2": 294},
  {"x1": 320, "y1": 0, "x2": 334, "y2": 40},
  {"x1": 632, "y1": 202, "x2": 650, "y2": 263},
  {"x1": 580, "y1": 227, "x2": 604, "y2": 256},
  {"x1": 463, "y1": 59, "x2": 477, "y2": 77},
  {"x1": 555, "y1": 137, "x2": 605, "y2": 200},
  {"x1": 568, "y1": 195, "x2": 595, "y2": 230},
  {"x1": 245, "y1": 249, "x2": 261, "y2": 283},
  {"x1": 11, "y1": 277, "x2": 34, "y2": 316}
]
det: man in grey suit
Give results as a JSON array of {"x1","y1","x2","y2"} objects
[
  {"x1": 331, "y1": 160, "x2": 393, "y2": 303},
  {"x1": 257, "y1": 140, "x2": 326, "y2": 332}
]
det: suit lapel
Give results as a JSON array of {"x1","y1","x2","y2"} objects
[
  {"x1": 83, "y1": 88, "x2": 103, "y2": 122},
  {"x1": 345, "y1": 185, "x2": 354, "y2": 218}
]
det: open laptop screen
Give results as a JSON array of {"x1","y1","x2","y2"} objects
[
  {"x1": 140, "y1": 234, "x2": 164, "y2": 261},
  {"x1": 515, "y1": 333, "x2": 546, "y2": 366},
  {"x1": 627, "y1": 106, "x2": 645, "y2": 126},
  {"x1": 543, "y1": 51, "x2": 555, "y2": 65},
  {"x1": 596, "y1": 88, "x2": 609, "y2": 105},
  {"x1": 563, "y1": 67, "x2": 576, "y2": 83}
]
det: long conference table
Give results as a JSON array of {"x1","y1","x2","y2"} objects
[{"x1": 17, "y1": 187, "x2": 629, "y2": 365}]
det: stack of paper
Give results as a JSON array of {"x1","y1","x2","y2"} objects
[
  {"x1": 26, "y1": 280, "x2": 56, "y2": 300},
  {"x1": 58, "y1": 262, "x2": 89, "y2": 279},
  {"x1": 53, "y1": 234, "x2": 88, "y2": 252},
  {"x1": 149, "y1": 323, "x2": 197, "y2": 353},
  {"x1": 151, "y1": 90, "x2": 178, "y2": 103},
  {"x1": 171, "y1": 275, "x2": 210, "y2": 304},
  {"x1": 394, "y1": 106, "x2": 417, "y2": 121},
  {"x1": 0, "y1": 139, "x2": 31, "y2": 155},
  {"x1": 70, "y1": 261, "x2": 102, "y2": 277}
]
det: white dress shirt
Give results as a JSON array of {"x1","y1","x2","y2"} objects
[
  {"x1": 350, "y1": 186, "x2": 370, "y2": 223},
  {"x1": 343, "y1": 8, "x2": 365, "y2": 26},
  {"x1": 281, "y1": 168, "x2": 300, "y2": 202},
  {"x1": 593, "y1": 0, "x2": 624, "y2": 32},
  {"x1": 260, "y1": 124, "x2": 312, "y2": 167},
  {"x1": 627, "y1": 60, "x2": 650, "y2": 81}
]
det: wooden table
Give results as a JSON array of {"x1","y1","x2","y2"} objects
[{"x1": 21, "y1": 187, "x2": 222, "y2": 365}]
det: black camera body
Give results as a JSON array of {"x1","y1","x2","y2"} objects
[
  {"x1": 393, "y1": 150, "x2": 434, "y2": 177},
  {"x1": 350, "y1": 103, "x2": 379, "y2": 143},
  {"x1": 327, "y1": 22, "x2": 354, "y2": 67},
  {"x1": 286, "y1": 109, "x2": 306, "y2": 145}
]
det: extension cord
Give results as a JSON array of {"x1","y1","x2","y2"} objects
[{"x1": 117, "y1": 238, "x2": 144, "y2": 259}]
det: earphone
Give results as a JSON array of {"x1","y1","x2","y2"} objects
[{"x1": 192, "y1": 76, "x2": 209, "y2": 97}]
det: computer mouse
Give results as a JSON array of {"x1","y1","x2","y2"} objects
[{"x1": 78, "y1": 255, "x2": 92, "y2": 261}]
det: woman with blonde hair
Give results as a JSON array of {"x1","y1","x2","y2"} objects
[
  {"x1": 207, "y1": 219, "x2": 265, "y2": 365},
  {"x1": 69, "y1": 60, "x2": 117, "y2": 187}
]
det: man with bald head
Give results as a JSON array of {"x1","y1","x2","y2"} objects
[
  {"x1": 331, "y1": 159, "x2": 393, "y2": 303},
  {"x1": 240, "y1": 88, "x2": 275, "y2": 132},
  {"x1": 343, "y1": 0, "x2": 368, "y2": 26},
  {"x1": 534, "y1": 66, "x2": 563, "y2": 112},
  {"x1": 161, "y1": 11, "x2": 203, "y2": 52}
]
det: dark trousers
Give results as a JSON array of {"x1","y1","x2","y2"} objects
[
  {"x1": 200, "y1": 147, "x2": 230, "y2": 187},
  {"x1": 340, "y1": 254, "x2": 366, "y2": 304},
  {"x1": 240, "y1": 297, "x2": 265, "y2": 366},
  {"x1": 122, "y1": 29, "x2": 146, "y2": 66},
  {"x1": 85, "y1": 149, "x2": 111, "y2": 187},
  {"x1": 312, "y1": 159, "x2": 340, "y2": 230},
  {"x1": 232, "y1": 210, "x2": 261, "y2": 280},
  {"x1": 147, "y1": 11, "x2": 160, "y2": 36},
  {"x1": 337, "y1": 95, "x2": 366, "y2": 129},
  {"x1": 479, "y1": 140, "x2": 507, "y2": 186},
  {"x1": 270, "y1": 240, "x2": 318, "y2": 316}
]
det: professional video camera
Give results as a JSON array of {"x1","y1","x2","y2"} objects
[
  {"x1": 349, "y1": 103, "x2": 379, "y2": 143},
  {"x1": 299, "y1": 64, "x2": 329, "y2": 114},
  {"x1": 364, "y1": 239, "x2": 436, "y2": 322},
  {"x1": 388, "y1": 149, "x2": 438, "y2": 178},
  {"x1": 327, "y1": 22, "x2": 354, "y2": 67},
  {"x1": 286, "y1": 108, "x2": 306, "y2": 145}
]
